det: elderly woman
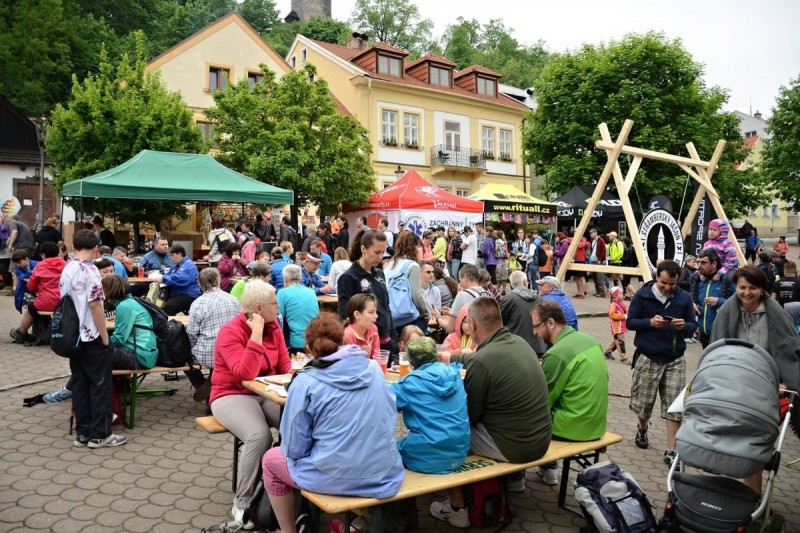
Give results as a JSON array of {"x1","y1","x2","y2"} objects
[
  {"x1": 187, "y1": 268, "x2": 240, "y2": 403},
  {"x1": 210, "y1": 280, "x2": 291, "y2": 522},
  {"x1": 102, "y1": 275, "x2": 158, "y2": 370},
  {"x1": 218, "y1": 243, "x2": 249, "y2": 293},
  {"x1": 147, "y1": 244, "x2": 200, "y2": 315},
  {"x1": 278, "y1": 264, "x2": 320, "y2": 354},
  {"x1": 261, "y1": 313, "x2": 404, "y2": 533},
  {"x1": 711, "y1": 265, "x2": 800, "y2": 492}
]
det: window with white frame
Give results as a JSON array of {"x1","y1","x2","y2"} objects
[
  {"x1": 482, "y1": 126, "x2": 495, "y2": 158},
  {"x1": 301, "y1": 49, "x2": 307, "y2": 63},
  {"x1": 499, "y1": 129, "x2": 512, "y2": 161},
  {"x1": 456, "y1": 188, "x2": 471, "y2": 197},
  {"x1": 290, "y1": 56, "x2": 296, "y2": 68},
  {"x1": 381, "y1": 110, "x2": 398, "y2": 145},
  {"x1": 430, "y1": 66, "x2": 451, "y2": 87},
  {"x1": 763, "y1": 207, "x2": 769, "y2": 217},
  {"x1": 444, "y1": 121, "x2": 461, "y2": 150},
  {"x1": 772, "y1": 204, "x2": 779, "y2": 218},
  {"x1": 377, "y1": 54, "x2": 402, "y2": 77},
  {"x1": 477, "y1": 76, "x2": 497, "y2": 97},
  {"x1": 404, "y1": 113, "x2": 419, "y2": 148}
]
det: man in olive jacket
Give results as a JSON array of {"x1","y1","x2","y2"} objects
[
  {"x1": 532, "y1": 301, "x2": 608, "y2": 485},
  {"x1": 432, "y1": 296, "x2": 551, "y2": 527}
]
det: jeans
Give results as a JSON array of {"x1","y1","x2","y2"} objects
[
  {"x1": 449, "y1": 259, "x2": 461, "y2": 279},
  {"x1": 527, "y1": 265, "x2": 539, "y2": 290},
  {"x1": 70, "y1": 338, "x2": 113, "y2": 440}
]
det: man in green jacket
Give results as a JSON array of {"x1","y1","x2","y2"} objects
[
  {"x1": 532, "y1": 301, "x2": 608, "y2": 485},
  {"x1": 432, "y1": 296, "x2": 551, "y2": 527}
]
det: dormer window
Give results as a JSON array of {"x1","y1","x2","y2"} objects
[
  {"x1": 430, "y1": 66, "x2": 451, "y2": 87},
  {"x1": 477, "y1": 76, "x2": 496, "y2": 97},
  {"x1": 377, "y1": 54, "x2": 402, "y2": 77}
]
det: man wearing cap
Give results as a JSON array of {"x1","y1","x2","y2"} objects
[
  {"x1": 300, "y1": 252, "x2": 333, "y2": 295},
  {"x1": 309, "y1": 239, "x2": 332, "y2": 277},
  {"x1": 531, "y1": 300, "x2": 608, "y2": 485},
  {"x1": 459, "y1": 226, "x2": 478, "y2": 268},
  {"x1": 536, "y1": 276, "x2": 578, "y2": 330}
]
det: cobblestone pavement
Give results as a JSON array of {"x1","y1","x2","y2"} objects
[{"x1": 1, "y1": 270, "x2": 800, "y2": 532}]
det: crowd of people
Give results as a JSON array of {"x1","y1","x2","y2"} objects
[{"x1": 11, "y1": 209, "x2": 800, "y2": 530}]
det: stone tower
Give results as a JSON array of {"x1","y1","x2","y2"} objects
[{"x1": 291, "y1": 0, "x2": 331, "y2": 20}]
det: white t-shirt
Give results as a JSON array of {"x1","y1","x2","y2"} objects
[
  {"x1": 383, "y1": 230, "x2": 394, "y2": 258},
  {"x1": 461, "y1": 233, "x2": 478, "y2": 265},
  {"x1": 60, "y1": 258, "x2": 104, "y2": 342}
]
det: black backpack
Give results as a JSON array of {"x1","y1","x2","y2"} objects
[
  {"x1": 135, "y1": 297, "x2": 168, "y2": 334},
  {"x1": 50, "y1": 293, "x2": 82, "y2": 358},
  {"x1": 156, "y1": 320, "x2": 195, "y2": 368},
  {"x1": 536, "y1": 244, "x2": 548, "y2": 267}
]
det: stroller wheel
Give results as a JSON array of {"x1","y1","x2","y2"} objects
[{"x1": 767, "y1": 513, "x2": 785, "y2": 533}]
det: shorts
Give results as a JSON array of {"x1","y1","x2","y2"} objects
[
  {"x1": 629, "y1": 354, "x2": 685, "y2": 422},
  {"x1": 495, "y1": 262, "x2": 509, "y2": 281}
]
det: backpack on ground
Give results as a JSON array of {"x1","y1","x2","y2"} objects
[
  {"x1": 574, "y1": 460, "x2": 656, "y2": 533},
  {"x1": 386, "y1": 260, "x2": 420, "y2": 326},
  {"x1": 156, "y1": 319, "x2": 195, "y2": 368},
  {"x1": 463, "y1": 477, "x2": 512, "y2": 528},
  {"x1": 676, "y1": 339, "x2": 780, "y2": 478},
  {"x1": 50, "y1": 270, "x2": 88, "y2": 358}
]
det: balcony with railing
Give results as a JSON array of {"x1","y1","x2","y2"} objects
[{"x1": 430, "y1": 145, "x2": 487, "y2": 175}]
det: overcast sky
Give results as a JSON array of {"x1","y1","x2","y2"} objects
[{"x1": 275, "y1": 0, "x2": 799, "y2": 117}]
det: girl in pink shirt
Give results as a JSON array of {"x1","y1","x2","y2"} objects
[{"x1": 342, "y1": 293, "x2": 380, "y2": 359}]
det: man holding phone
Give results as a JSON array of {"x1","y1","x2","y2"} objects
[{"x1": 626, "y1": 260, "x2": 697, "y2": 467}]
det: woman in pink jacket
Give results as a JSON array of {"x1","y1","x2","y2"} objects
[{"x1": 210, "y1": 279, "x2": 291, "y2": 525}]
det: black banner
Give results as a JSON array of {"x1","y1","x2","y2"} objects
[{"x1": 689, "y1": 186, "x2": 710, "y2": 256}]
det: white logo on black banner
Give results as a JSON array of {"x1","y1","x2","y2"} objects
[{"x1": 639, "y1": 209, "x2": 684, "y2": 272}]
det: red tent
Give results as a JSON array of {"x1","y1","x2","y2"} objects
[{"x1": 347, "y1": 169, "x2": 483, "y2": 235}]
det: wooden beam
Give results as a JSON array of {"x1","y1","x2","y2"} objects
[
  {"x1": 680, "y1": 141, "x2": 725, "y2": 239},
  {"x1": 595, "y1": 141, "x2": 712, "y2": 169},
  {"x1": 564, "y1": 264, "x2": 644, "y2": 275},
  {"x1": 621, "y1": 155, "x2": 642, "y2": 197}
]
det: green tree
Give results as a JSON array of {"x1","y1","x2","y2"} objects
[
  {"x1": 349, "y1": 0, "x2": 434, "y2": 55},
  {"x1": 206, "y1": 64, "x2": 375, "y2": 219},
  {"x1": 763, "y1": 75, "x2": 800, "y2": 211},
  {"x1": 265, "y1": 17, "x2": 350, "y2": 57},
  {"x1": 46, "y1": 37, "x2": 204, "y2": 243},
  {"x1": 237, "y1": 0, "x2": 280, "y2": 35},
  {"x1": 440, "y1": 18, "x2": 549, "y2": 89},
  {"x1": 143, "y1": 0, "x2": 237, "y2": 58},
  {"x1": 522, "y1": 32, "x2": 767, "y2": 218}
]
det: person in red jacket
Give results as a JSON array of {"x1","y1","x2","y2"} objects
[
  {"x1": 10, "y1": 241, "x2": 66, "y2": 344},
  {"x1": 209, "y1": 279, "x2": 291, "y2": 526}
]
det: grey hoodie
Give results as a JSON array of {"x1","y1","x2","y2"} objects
[{"x1": 499, "y1": 287, "x2": 546, "y2": 354}]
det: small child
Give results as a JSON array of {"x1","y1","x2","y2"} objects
[
  {"x1": 442, "y1": 304, "x2": 476, "y2": 355},
  {"x1": 342, "y1": 293, "x2": 380, "y2": 359},
  {"x1": 703, "y1": 219, "x2": 739, "y2": 281},
  {"x1": 397, "y1": 324, "x2": 424, "y2": 353},
  {"x1": 604, "y1": 287, "x2": 629, "y2": 364},
  {"x1": 478, "y1": 268, "x2": 503, "y2": 302},
  {"x1": 507, "y1": 252, "x2": 520, "y2": 274}
]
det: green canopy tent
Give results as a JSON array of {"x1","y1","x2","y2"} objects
[{"x1": 62, "y1": 150, "x2": 293, "y2": 204}]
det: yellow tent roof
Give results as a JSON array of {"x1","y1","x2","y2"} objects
[{"x1": 470, "y1": 184, "x2": 556, "y2": 216}]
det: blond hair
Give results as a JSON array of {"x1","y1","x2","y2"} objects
[{"x1": 241, "y1": 279, "x2": 275, "y2": 314}]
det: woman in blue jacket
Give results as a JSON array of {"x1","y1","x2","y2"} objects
[
  {"x1": 261, "y1": 314, "x2": 404, "y2": 532},
  {"x1": 390, "y1": 336, "x2": 470, "y2": 474},
  {"x1": 147, "y1": 243, "x2": 200, "y2": 315}
]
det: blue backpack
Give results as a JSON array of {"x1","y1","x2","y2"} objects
[{"x1": 386, "y1": 260, "x2": 420, "y2": 326}]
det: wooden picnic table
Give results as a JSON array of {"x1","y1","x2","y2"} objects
[
  {"x1": 127, "y1": 276, "x2": 152, "y2": 284},
  {"x1": 317, "y1": 294, "x2": 338, "y2": 312},
  {"x1": 242, "y1": 378, "x2": 288, "y2": 406},
  {"x1": 106, "y1": 314, "x2": 189, "y2": 330}
]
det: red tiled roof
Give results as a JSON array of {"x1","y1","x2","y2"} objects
[
  {"x1": 310, "y1": 39, "x2": 528, "y2": 111},
  {"x1": 407, "y1": 53, "x2": 457, "y2": 69},
  {"x1": 742, "y1": 135, "x2": 759, "y2": 149},
  {"x1": 455, "y1": 64, "x2": 502, "y2": 79},
  {"x1": 329, "y1": 92, "x2": 351, "y2": 116}
]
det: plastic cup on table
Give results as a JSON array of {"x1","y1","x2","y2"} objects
[
  {"x1": 375, "y1": 350, "x2": 390, "y2": 375},
  {"x1": 137, "y1": 266, "x2": 144, "y2": 277},
  {"x1": 398, "y1": 352, "x2": 410, "y2": 377}
]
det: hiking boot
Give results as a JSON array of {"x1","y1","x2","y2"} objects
[
  {"x1": 664, "y1": 450, "x2": 677, "y2": 467},
  {"x1": 43, "y1": 387, "x2": 72, "y2": 404},
  {"x1": 9, "y1": 328, "x2": 25, "y2": 344},
  {"x1": 87, "y1": 433, "x2": 127, "y2": 448},
  {"x1": 537, "y1": 466, "x2": 558, "y2": 485},
  {"x1": 635, "y1": 424, "x2": 649, "y2": 449},
  {"x1": 430, "y1": 499, "x2": 470, "y2": 528}
]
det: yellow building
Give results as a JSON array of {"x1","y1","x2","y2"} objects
[
  {"x1": 146, "y1": 12, "x2": 291, "y2": 145},
  {"x1": 286, "y1": 34, "x2": 530, "y2": 196}
]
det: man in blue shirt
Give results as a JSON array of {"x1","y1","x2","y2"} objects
[
  {"x1": 301, "y1": 253, "x2": 334, "y2": 295},
  {"x1": 147, "y1": 244, "x2": 200, "y2": 315},
  {"x1": 690, "y1": 248, "x2": 733, "y2": 348},
  {"x1": 536, "y1": 276, "x2": 578, "y2": 331},
  {"x1": 98, "y1": 245, "x2": 128, "y2": 280},
  {"x1": 309, "y1": 239, "x2": 332, "y2": 277},
  {"x1": 139, "y1": 237, "x2": 173, "y2": 273}
]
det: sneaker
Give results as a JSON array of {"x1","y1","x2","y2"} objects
[
  {"x1": 231, "y1": 504, "x2": 255, "y2": 530},
  {"x1": 87, "y1": 434, "x2": 127, "y2": 448},
  {"x1": 508, "y1": 477, "x2": 526, "y2": 492},
  {"x1": 635, "y1": 424, "x2": 649, "y2": 449},
  {"x1": 9, "y1": 328, "x2": 25, "y2": 344},
  {"x1": 537, "y1": 466, "x2": 558, "y2": 485},
  {"x1": 619, "y1": 358, "x2": 632, "y2": 366},
  {"x1": 604, "y1": 351, "x2": 615, "y2": 360},
  {"x1": 664, "y1": 450, "x2": 677, "y2": 467},
  {"x1": 43, "y1": 387, "x2": 72, "y2": 404},
  {"x1": 73, "y1": 436, "x2": 89, "y2": 447},
  {"x1": 430, "y1": 499, "x2": 470, "y2": 528},
  {"x1": 193, "y1": 378, "x2": 212, "y2": 403}
]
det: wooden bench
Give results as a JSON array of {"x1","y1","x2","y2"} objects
[
  {"x1": 112, "y1": 366, "x2": 191, "y2": 429},
  {"x1": 196, "y1": 416, "x2": 242, "y2": 493},
  {"x1": 301, "y1": 432, "x2": 623, "y2": 532}
]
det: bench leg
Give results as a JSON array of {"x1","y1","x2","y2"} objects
[
  {"x1": 232, "y1": 436, "x2": 241, "y2": 492},
  {"x1": 309, "y1": 503, "x2": 321, "y2": 533},
  {"x1": 367, "y1": 505, "x2": 389, "y2": 533},
  {"x1": 558, "y1": 449, "x2": 603, "y2": 510}
]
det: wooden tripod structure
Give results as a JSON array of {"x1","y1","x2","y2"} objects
[{"x1": 555, "y1": 119, "x2": 746, "y2": 283}]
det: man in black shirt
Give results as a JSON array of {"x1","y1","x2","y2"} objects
[{"x1": 773, "y1": 260, "x2": 800, "y2": 307}]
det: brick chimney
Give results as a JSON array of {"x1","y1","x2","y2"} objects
[{"x1": 754, "y1": 110, "x2": 763, "y2": 120}]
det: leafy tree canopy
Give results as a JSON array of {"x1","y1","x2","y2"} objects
[
  {"x1": 349, "y1": 0, "x2": 434, "y2": 56},
  {"x1": 763, "y1": 75, "x2": 800, "y2": 211},
  {"x1": 206, "y1": 64, "x2": 375, "y2": 216},
  {"x1": 441, "y1": 18, "x2": 549, "y2": 89},
  {"x1": 46, "y1": 35, "x2": 204, "y2": 227},
  {"x1": 522, "y1": 32, "x2": 767, "y2": 218},
  {"x1": 265, "y1": 17, "x2": 350, "y2": 57}
]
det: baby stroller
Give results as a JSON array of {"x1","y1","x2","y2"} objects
[{"x1": 659, "y1": 339, "x2": 795, "y2": 533}]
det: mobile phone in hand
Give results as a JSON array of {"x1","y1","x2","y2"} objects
[{"x1": 662, "y1": 315, "x2": 674, "y2": 322}]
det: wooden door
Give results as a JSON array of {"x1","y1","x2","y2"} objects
[{"x1": 15, "y1": 181, "x2": 56, "y2": 228}]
